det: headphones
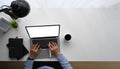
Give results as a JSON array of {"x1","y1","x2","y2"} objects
[{"x1": 0, "y1": 0, "x2": 30, "y2": 19}]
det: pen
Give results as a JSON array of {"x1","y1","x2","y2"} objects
[{"x1": 49, "y1": 49, "x2": 51, "y2": 58}]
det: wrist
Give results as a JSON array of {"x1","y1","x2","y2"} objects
[
  {"x1": 28, "y1": 57, "x2": 34, "y2": 60},
  {"x1": 55, "y1": 52, "x2": 61, "y2": 57},
  {"x1": 29, "y1": 55, "x2": 35, "y2": 60}
]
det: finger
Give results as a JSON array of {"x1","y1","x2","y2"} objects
[
  {"x1": 54, "y1": 42, "x2": 58, "y2": 47},
  {"x1": 48, "y1": 44, "x2": 53, "y2": 50},
  {"x1": 50, "y1": 41, "x2": 55, "y2": 46},
  {"x1": 49, "y1": 42, "x2": 54, "y2": 47},
  {"x1": 38, "y1": 46, "x2": 41, "y2": 50},
  {"x1": 35, "y1": 43, "x2": 39, "y2": 46},
  {"x1": 53, "y1": 42, "x2": 56, "y2": 46},
  {"x1": 32, "y1": 44, "x2": 37, "y2": 49},
  {"x1": 36, "y1": 44, "x2": 40, "y2": 50},
  {"x1": 31, "y1": 44, "x2": 35, "y2": 49},
  {"x1": 50, "y1": 41, "x2": 53, "y2": 45},
  {"x1": 34, "y1": 43, "x2": 39, "y2": 49},
  {"x1": 38, "y1": 45, "x2": 41, "y2": 49},
  {"x1": 48, "y1": 42, "x2": 52, "y2": 48},
  {"x1": 50, "y1": 42, "x2": 55, "y2": 48},
  {"x1": 36, "y1": 44, "x2": 40, "y2": 51},
  {"x1": 52, "y1": 42, "x2": 56, "y2": 47},
  {"x1": 37, "y1": 49, "x2": 41, "y2": 54},
  {"x1": 48, "y1": 42, "x2": 51, "y2": 46},
  {"x1": 49, "y1": 45, "x2": 52, "y2": 50}
]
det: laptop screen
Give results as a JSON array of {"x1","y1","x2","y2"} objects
[{"x1": 26, "y1": 25, "x2": 60, "y2": 38}]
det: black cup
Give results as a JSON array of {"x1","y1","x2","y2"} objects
[{"x1": 65, "y1": 34, "x2": 72, "y2": 41}]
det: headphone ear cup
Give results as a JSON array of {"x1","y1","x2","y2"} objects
[
  {"x1": 10, "y1": 0, "x2": 30, "y2": 18},
  {"x1": 11, "y1": 1, "x2": 21, "y2": 10}
]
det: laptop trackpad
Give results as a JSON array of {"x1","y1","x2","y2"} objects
[{"x1": 35, "y1": 49, "x2": 50, "y2": 59}]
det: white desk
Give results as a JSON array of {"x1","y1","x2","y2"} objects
[{"x1": 0, "y1": 9, "x2": 120, "y2": 61}]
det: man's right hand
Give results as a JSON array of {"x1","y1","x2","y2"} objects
[
  {"x1": 48, "y1": 42, "x2": 61, "y2": 57},
  {"x1": 29, "y1": 43, "x2": 41, "y2": 59}
]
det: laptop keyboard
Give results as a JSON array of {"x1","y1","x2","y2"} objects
[{"x1": 32, "y1": 38, "x2": 57, "y2": 49}]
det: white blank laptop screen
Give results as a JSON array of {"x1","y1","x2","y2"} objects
[{"x1": 26, "y1": 26, "x2": 59, "y2": 38}]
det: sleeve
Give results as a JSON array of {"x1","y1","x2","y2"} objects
[
  {"x1": 57, "y1": 54, "x2": 73, "y2": 69},
  {"x1": 25, "y1": 59, "x2": 34, "y2": 69}
]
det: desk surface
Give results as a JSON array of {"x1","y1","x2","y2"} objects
[{"x1": 0, "y1": 9, "x2": 120, "y2": 61}]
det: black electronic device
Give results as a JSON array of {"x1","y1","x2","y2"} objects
[
  {"x1": 0, "y1": 0, "x2": 30, "y2": 19},
  {"x1": 7, "y1": 37, "x2": 29, "y2": 60}
]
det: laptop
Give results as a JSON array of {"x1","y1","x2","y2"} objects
[{"x1": 25, "y1": 24, "x2": 60, "y2": 59}]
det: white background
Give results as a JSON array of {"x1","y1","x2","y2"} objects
[
  {"x1": 0, "y1": 0, "x2": 120, "y2": 61},
  {"x1": 0, "y1": 9, "x2": 120, "y2": 61},
  {"x1": 1, "y1": 0, "x2": 120, "y2": 8}
]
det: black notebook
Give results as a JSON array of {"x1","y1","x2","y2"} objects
[{"x1": 7, "y1": 38, "x2": 29, "y2": 60}]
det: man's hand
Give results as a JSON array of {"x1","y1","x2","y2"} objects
[
  {"x1": 48, "y1": 42, "x2": 61, "y2": 57},
  {"x1": 29, "y1": 43, "x2": 41, "y2": 59}
]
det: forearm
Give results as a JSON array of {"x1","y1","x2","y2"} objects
[
  {"x1": 25, "y1": 59, "x2": 34, "y2": 69},
  {"x1": 57, "y1": 54, "x2": 73, "y2": 69}
]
